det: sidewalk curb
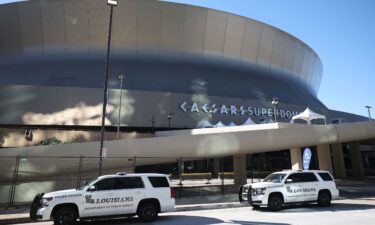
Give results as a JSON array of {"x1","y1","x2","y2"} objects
[{"x1": 176, "y1": 202, "x2": 246, "y2": 212}]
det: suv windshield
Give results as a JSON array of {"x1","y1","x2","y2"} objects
[
  {"x1": 77, "y1": 178, "x2": 96, "y2": 190},
  {"x1": 263, "y1": 173, "x2": 287, "y2": 183}
]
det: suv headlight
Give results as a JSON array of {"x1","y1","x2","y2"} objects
[
  {"x1": 41, "y1": 197, "x2": 53, "y2": 207},
  {"x1": 252, "y1": 187, "x2": 266, "y2": 196}
]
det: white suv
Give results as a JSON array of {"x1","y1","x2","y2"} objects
[
  {"x1": 239, "y1": 170, "x2": 339, "y2": 211},
  {"x1": 30, "y1": 173, "x2": 175, "y2": 225}
]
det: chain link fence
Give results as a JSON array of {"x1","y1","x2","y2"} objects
[
  {"x1": 0, "y1": 155, "x2": 290, "y2": 207},
  {"x1": 0, "y1": 155, "x2": 268, "y2": 208}
]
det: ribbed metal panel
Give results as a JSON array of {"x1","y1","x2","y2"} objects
[
  {"x1": 64, "y1": 0, "x2": 89, "y2": 56},
  {"x1": 112, "y1": 0, "x2": 137, "y2": 56},
  {"x1": 19, "y1": 1, "x2": 44, "y2": 57},
  {"x1": 40, "y1": 0, "x2": 66, "y2": 56},
  {"x1": 182, "y1": 5, "x2": 206, "y2": 55},
  {"x1": 0, "y1": 4, "x2": 22, "y2": 55},
  {"x1": 87, "y1": 0, "x2": 108, "y2": 55},
  {"x1": 223, "y1": 15, "x2": 245, "y2": 60},
  {"x1": 160, "y1": 2, "x2": 184, "y2": 54},
  {"x1": 292, "y1": 41, "x2": 305, "y2": 81},
  {"x1": 270, "y1": 29, "x2": 288, "y2": 75},
  {"x1": 241, "y1": 19, "x2": 262, "y2": 65},
  {"x1": 136, "y1": 0, "x2": 161, "y2": 57},
  {"x1": 257, "y1": 25, "x2": 274, "y2": 70},
  {"x1": 0, "y1": 0, "x2": 324, "y2": 95},
  {"x1": 204, "y1": 10, "x2": 227, "y2": 62}
]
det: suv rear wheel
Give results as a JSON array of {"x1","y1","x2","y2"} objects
[
  {"x1": 268, "y1": 194, "x2": 283, "y2": 211},
  {"x1": 137, "y1": 202, "x2": 159, "y2": 222},
  {"x1": 318, "y1": 190, "x2": 331, "y2": 207},
  {"x1": 53, "y1": 207, "x2": 77, "y2": 225}
]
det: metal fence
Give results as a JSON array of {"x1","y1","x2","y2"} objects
[{"x1": 0, "y1": 155, "x2": 272, "y2": 208}]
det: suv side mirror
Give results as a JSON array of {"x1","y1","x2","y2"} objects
[
  {"x1": 285, "y1": 179, "x2": 293, "y2": 183},
  {"x1": 88, "y1": 186, "x2": 96, "y2": 192}
]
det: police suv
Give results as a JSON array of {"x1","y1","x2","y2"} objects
[
  {"x1": 30, "y1": 173, "x2": 175, "y2": 225},
  {"x1": 239, "y1": 170, "x2": 339, "y2": 211}
]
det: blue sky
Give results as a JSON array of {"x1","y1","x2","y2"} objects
[{"x1": 1, "y1": 0, "x2": 374, "y2": 117}]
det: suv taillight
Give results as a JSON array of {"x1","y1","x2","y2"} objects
[{"x1": 170, "y1": 187, "x2": 175, "y2": 198}]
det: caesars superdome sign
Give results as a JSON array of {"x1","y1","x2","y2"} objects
[{"x1": 180, "y1": 101, "x2": 301, "y2": 119}]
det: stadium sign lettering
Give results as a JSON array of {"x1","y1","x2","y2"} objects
[{"x1": 179, "y1": 101, "x2": 300, "y2": 119}]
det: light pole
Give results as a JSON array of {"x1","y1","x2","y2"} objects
[
  {"x1": 117, "y1": 74, "x2": 123, "y2": 140},
  {"x1": 365, "y1": 106, "x2": 372, "y2": 121},
  {"x1": 99, "y1": 0, "x2": 117, "y2": 176},
  {"x1": 271, "y1": 97, "x2": 279, "y2": 122},
  {"x1": 168, "y1": 113, "x2": 174, "y2": 130}
]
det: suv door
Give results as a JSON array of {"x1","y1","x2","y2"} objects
[
  {"x1": 112, "y1": 176, "x2": 145, "y2": 215},
  {"x1": 82, "y1": 177, "x2": 116, "y2": 217},
  {"x1": 284, "y1": 172, "x2": 319, "y2": 203},
  {"x1": 82, "y1": 177, "x2": 145, "y2": 217}
]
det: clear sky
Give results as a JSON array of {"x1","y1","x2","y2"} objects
[{"x1": 1, "y1": 0, "x2": 374, "y2": 117}]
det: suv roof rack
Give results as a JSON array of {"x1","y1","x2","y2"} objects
[{"x1": 116, "y1": 172, "x2": 127, "y2": 176}]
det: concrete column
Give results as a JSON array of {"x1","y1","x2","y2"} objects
[
  {"x1": 349, "y1": 142, "x2": 365, "y2": 177},
  {"x1": 331, "y1": 143, "x2": 346, "y2": 178},
  {"x1": 233, "y1": 154, "x2": 247, "y2": 185},
  {"x1": 290, "y1": 148, "x2": 302, "y2": 170},
  {"x1": 317, "y1": 144, "x2": 333, "y2": 174},
  {"x1": 213, "y1": 158, "x2": 220, "y2": 178}
]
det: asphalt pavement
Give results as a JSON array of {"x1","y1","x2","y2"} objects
[{"x1": 1, "y1": 178, "x2": 374, "y2": 225}]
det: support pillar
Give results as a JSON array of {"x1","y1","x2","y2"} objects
[
  {"x1": 317, "y1": 144, "x2": 333, "y2": 174},
  {"x1": 331, "y1": 143, "x2": 346, "y2": 178},
  {"x1": 233, "y1": 154, "x2": 247, "y2": 185},
  {"x1": 213, "y1": 158, "x2": 220, "y2": 178},
  {"x1": 290, "y1": 148, "x2": 302, "y2": 170},
  {"x1": 349, "y1": 142, "x2": 365, "y2": 177}
]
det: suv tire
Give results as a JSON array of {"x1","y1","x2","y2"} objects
[
  {"x1": 137, "y1": 203, "x2": 158, "y2": 222},
  {"x1": 317, "y1": 191, "x2": 331, "y2": 207},
  {"x1": 53, "y1": 207, "x2": 77, "y2": 225},
  {"x1": 268, "y1": 194, "x2": 283, "y2": 211}
]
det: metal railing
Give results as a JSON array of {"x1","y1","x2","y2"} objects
[{"x1": 0, "y1": 155, "x2": 264, "y2": 208}]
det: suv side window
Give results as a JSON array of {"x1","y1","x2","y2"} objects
[
  {"x1": 148, "y1": 176, "x2": 170, "y2": 188},
  {"x1": 94, "y1": 178, "x2": 115, "y2": 191},
  {"x1": 318, "y1": 172, "x2": 333, "y2": 181},
  {"x1": 115, "y1": 177, "x2": 144, "y2": 189},
  {"x1": 286, "y1": 173, "x2": 302, "y2": 183},
  {"x1": 300, "y1": 173, "x2": 318, "y2": 182},
  {"x1": 286, "y1": 173, "x2": 318, "y2": 183}
]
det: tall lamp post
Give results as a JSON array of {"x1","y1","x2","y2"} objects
[
  {"x1": 365, "y1": 106, "x2": 372, "y2": 121},
  {"x1": 99, "y1": 0, "x2": 118, "y2": 176},
  {"x1": 117, "y1": 74, "x2": 123, "y2": 140},
  {"x1": 271, "y1": 97, "x2": 279, "y2": 122}
]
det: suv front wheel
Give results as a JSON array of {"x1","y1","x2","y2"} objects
[
  {"x1": 137, "y1": 202, "x2": 159, "y2": 222},
  {"x1": 53, "y1": 207, "x2": 77, "y2": 225},
  {"x1": 268, "y1": 194, "x2": 283, "y2": 211}
]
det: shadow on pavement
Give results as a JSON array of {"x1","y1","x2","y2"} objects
[
  {"x1": 230, "y1": 221, "x2": 290, "y2": 225},
  {"x1": 0, "y1": 215, "x2": 294, "y2": 225},
  {"x1": 253, "y1": 202, "x2": 375, "y2": 213}
]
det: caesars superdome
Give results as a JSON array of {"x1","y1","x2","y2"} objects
[{"x1": 0, "y1": 0, "x2": 362, "y2": 130}]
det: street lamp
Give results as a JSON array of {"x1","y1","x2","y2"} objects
[
  {"x1": 168, "y1": 113, "x2": 174, "y2": 130},
  {"x1": 271, "y1": 97, "x2": 279, "y2": 122},
  {"x1": 99, "y1": 0, "x2": 118, "y2": 176},
  {"x1": 117, "y1": 74, "x2": 123, "y2": 140},
  {"x1": 365, "y1": 106, "x2": 372, "y2": 121}
]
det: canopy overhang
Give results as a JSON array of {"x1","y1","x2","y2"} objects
[{"x1": 291, "y1": 107, "x2": 326, "y2": 124}]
